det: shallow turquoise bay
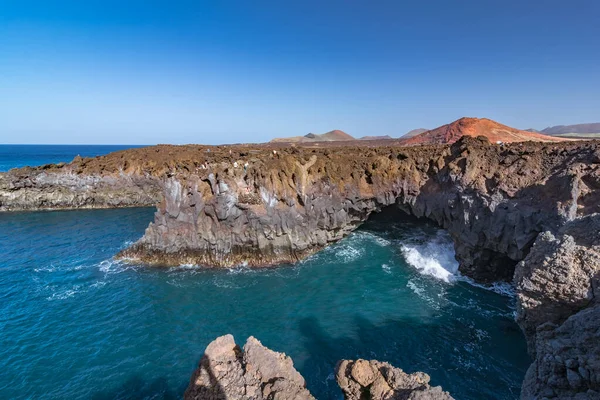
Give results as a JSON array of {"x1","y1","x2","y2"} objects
[{"x1": 0, "y1": 206, "x2": 529, "y2": 399}]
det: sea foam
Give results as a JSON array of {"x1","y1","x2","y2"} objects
[{"x1": 400, "y1": 230, "x2": 459, "y2": 282}]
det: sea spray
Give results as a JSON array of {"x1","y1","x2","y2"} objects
[{"x1": 400, "y1": 230, "x2": 459, "y2": 282}]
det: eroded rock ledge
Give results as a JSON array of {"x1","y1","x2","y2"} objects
[
  {"x1": 116, "y1": 136, "x2": 600, "y2": 284},
  {"x1": 184, "y1": 335, "x2": 452, "y2": 400}
]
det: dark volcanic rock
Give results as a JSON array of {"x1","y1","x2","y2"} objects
[
  {"x1": 2, "y1": 135, "x2": 600, "y2": 399},
  {"x1": 184, "y1": 334, "x2": 314, "y2": 400},
  {"x1": 2, "y1": 137, "x2": 598, "y2": 284},
  {"x1": 521, "y1": 304, "x2": 600, "y2": 400},
  {"x1": 116, "y1": 137, "x2": 600, "y2": 285},
  {"x1": 336, "y1": 359, "x2": 454, "y2": 400},
  {"x1": 0, "y1": 167, "x2": 161, "y2": 211},
  {"x1": 514, "y1": 215, "x2": 600, "y2": 351},
  {"x1": 515, "y1": 214, "x2": 600, "y2": 399}
]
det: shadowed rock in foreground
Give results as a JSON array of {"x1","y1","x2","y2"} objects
[
  {"x1": 336, "y1": 359, "x2": 454, "y2": 400},
  {"x1": 521, "y1": 304, "x2": 600, "y2": 400},
  {"x1": 184, "y1": 335, "x2": 315, "y2": 400},
  {"x1": 515, "y1": 214, "x2": 600, "y2": 399},
  {"x1": 185, "y1": 335, "x2": 452, "y2": 400}
]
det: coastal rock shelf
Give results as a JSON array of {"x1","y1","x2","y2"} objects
[{"x1": 1, "y1": 137, "x2": 599, "y2": 399}]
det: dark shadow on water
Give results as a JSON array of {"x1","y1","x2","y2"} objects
[
  {"x1": 297, "y1": 314, "x2": 528, "y2": 400},
  {"x1": 90, "y1": 353, "x2": 229, "y2": 399},
  {"x1": 91, "y1": 376, "x2": 179, "y2": 400}
]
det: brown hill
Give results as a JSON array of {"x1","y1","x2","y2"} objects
[
  {"x1": 270, "y1": 129, "x2": 354, "y2": 143},
  {"x1": 402, "y1": 117, "x2": 566, "y2": 146}
]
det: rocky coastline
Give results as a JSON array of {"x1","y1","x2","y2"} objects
[
  {"x1": 184, "y1": 334, "x2": 454, "y2": 400},
  {"x1": 1, "y1": 137, "x2": 599, "y2": 398}
]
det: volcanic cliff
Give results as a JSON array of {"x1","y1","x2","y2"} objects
[{"x1": 1, "y1": 123, "x2": 599, "y2": 398}]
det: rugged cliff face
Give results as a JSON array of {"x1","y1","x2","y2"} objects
[
  {"x1": 2, "y1": 137, "x2": 600, "y2": 399},
  {"x1": 116, "y1": 137, "x2": 600, "y2": 284},
  {"x1": 515, "y1": 214, "x2": 600, "y2": 399},
  {"x1": 3, "y1": 138, "x2": 597, "y2": 282},
  {"x1": 0, "y1": 163, "x2": 161, "y2": 211}
]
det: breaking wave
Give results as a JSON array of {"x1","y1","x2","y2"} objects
[{"x1": 400, "y1": 230, "x2": 459, "y2": 282}]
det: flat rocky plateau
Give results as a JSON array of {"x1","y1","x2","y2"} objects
[{"x1": 1, "y1": 136, "x2": 599, "y2": 399}]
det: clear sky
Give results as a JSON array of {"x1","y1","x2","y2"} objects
[{"x1": 1, "y1": 0, "x2": 599, "y2": 144}]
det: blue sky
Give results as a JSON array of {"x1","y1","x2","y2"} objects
[{"x1": 1, "y1": 0, "x2": 599, "y2": 144}]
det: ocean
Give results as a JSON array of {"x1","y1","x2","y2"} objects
[
  {"x1": 0, "y1": 145, "x2": 145, "y2": 172},
  {"x1": 0, "y1": 146, "x2": 530, "y2": 399}
]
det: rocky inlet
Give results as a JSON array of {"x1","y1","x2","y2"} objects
[{"x1": 1, "y1": 136, "x2": 599, "y2": 398}]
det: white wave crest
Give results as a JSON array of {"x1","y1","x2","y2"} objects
[{"x1": 400, "y1": 231, "x2": 459, "y2": 282}]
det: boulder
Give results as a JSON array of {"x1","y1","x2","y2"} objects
[
  {"x1": 184, "y1": 335, "x2": 314, "y2": 400},
  {"x1": 335, "y1": 359, "x2": 454, "y2": 400}
]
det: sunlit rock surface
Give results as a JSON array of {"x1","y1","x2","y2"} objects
[
  {"x1": 336, "y1": 359, "x2": 454, "y2": 400},
  {"x1": 184, "y1": 334, "x2": 314, "y2": 400}
]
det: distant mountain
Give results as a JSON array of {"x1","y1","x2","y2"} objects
[
  {"x1": 359, "y1": 135, "x2": 393, "y2": 140},
  {"x1": 270, "y1": 129, "x2": 355, "y2": 143},
  {"x1": 401, "y1": 128, "x2": 428, "y2": 138},
  {"x1": 524, "y1": 128, "x2": 540, "y2": 133},
  {"x1": 541, "y1": 123, "x2": 600, "y2": 138},
  {"x1": 401, "y1": 117, "x2": 566, "y2": 146}
]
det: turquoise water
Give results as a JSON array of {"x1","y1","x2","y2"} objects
[
  {"x1": 0, "y1": 206, "x2": 530, "y2": 399},
  {"x1": 0, "y1": 145, "x2": 144, "y2": 171}
]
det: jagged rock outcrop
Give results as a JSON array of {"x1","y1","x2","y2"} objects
[
  {"x1": 185, "y1": 335, "x2": 452, "y2": 400},
  {"x1": 515, "y1": 214, "x2": 600, "y2": 399},
  {"x1": 117, "y1": 136, "x2": 599, "y2": 284},
  {"x1": 184, "y1": 334, "x2": 314, "y2": 400},
  {"x1": 335, "y1": 359, "x2": 453, "y2": 400},
  {"x1": 514, "y1": 217, "x2": 600, "y2": 350},
  {"x1": 2, "y1": 136, "x2": 600, "y2": 399},
  {"x1": 520, "y1": 304, "x2": 600, "y2": 400},
  {"x1": 0, "y1": 166, "x2": 161, "y2": 211},
  {"x1": 2, "y1": 136, "x2": 598, "y2": 284}
]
